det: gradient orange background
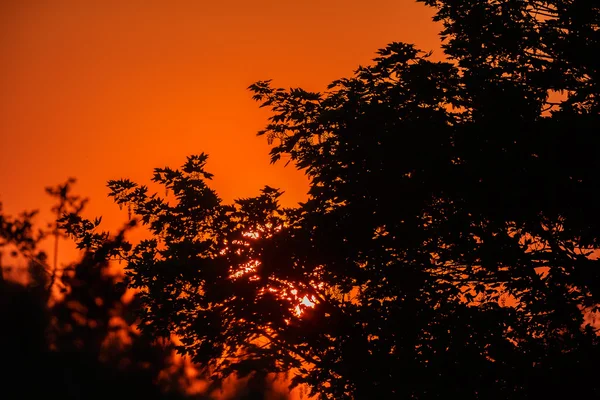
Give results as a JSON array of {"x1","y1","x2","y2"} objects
[
  {"x1": 1, "y1": 0, "x2": 440, "y2": 258},
  {"x1": 1, "y1": 2, "x2": 442, "y2": 395}
]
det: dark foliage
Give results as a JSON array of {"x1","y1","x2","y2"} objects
[
  {"x1": 62, "y1": 1, "x2": 600, "y2": 398},
  {"x1": 0, "y1": 182, "x2": 196, "y2": 400}
]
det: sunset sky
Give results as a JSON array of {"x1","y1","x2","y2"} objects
[
  {"x1": 1, "y1": 0, "x2": 440, "y2": 255},
  {"x1": 6, "y1": 4, "x2": 594, "y2": 399}
]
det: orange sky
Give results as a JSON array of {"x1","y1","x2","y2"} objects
[
  {"x1": 0, "y1": 0, "x2": 440, "y2": 254},
  {"x1": 1, "y1": 2, "x2": 442, "y2": 394}
]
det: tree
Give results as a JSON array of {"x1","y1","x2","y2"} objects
[
  {"x1": 1, "y1": 182, "x2": 197, "y2": 400},
  {"x1": 62, "y1": 0, "x2": 600, "y2": 398}
]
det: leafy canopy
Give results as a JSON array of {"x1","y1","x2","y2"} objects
[{"x1": 63, "y1": 1, "x2": 600, "y2": 398}]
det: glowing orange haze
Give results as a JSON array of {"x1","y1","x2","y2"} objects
[
  {"x1": 1, "y1": 2, "x2": 440, "y2": 395},
  {"x1": 1, "y1": 0, "x2": 440, "y2": 235}
]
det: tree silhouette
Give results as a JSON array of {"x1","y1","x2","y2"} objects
[
  {"x1": 62, "y1": 1, "x2": 599, "y2": 398},
  {"x1": 0, "y1": 182, "x2": 198, "y2": 400}
]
